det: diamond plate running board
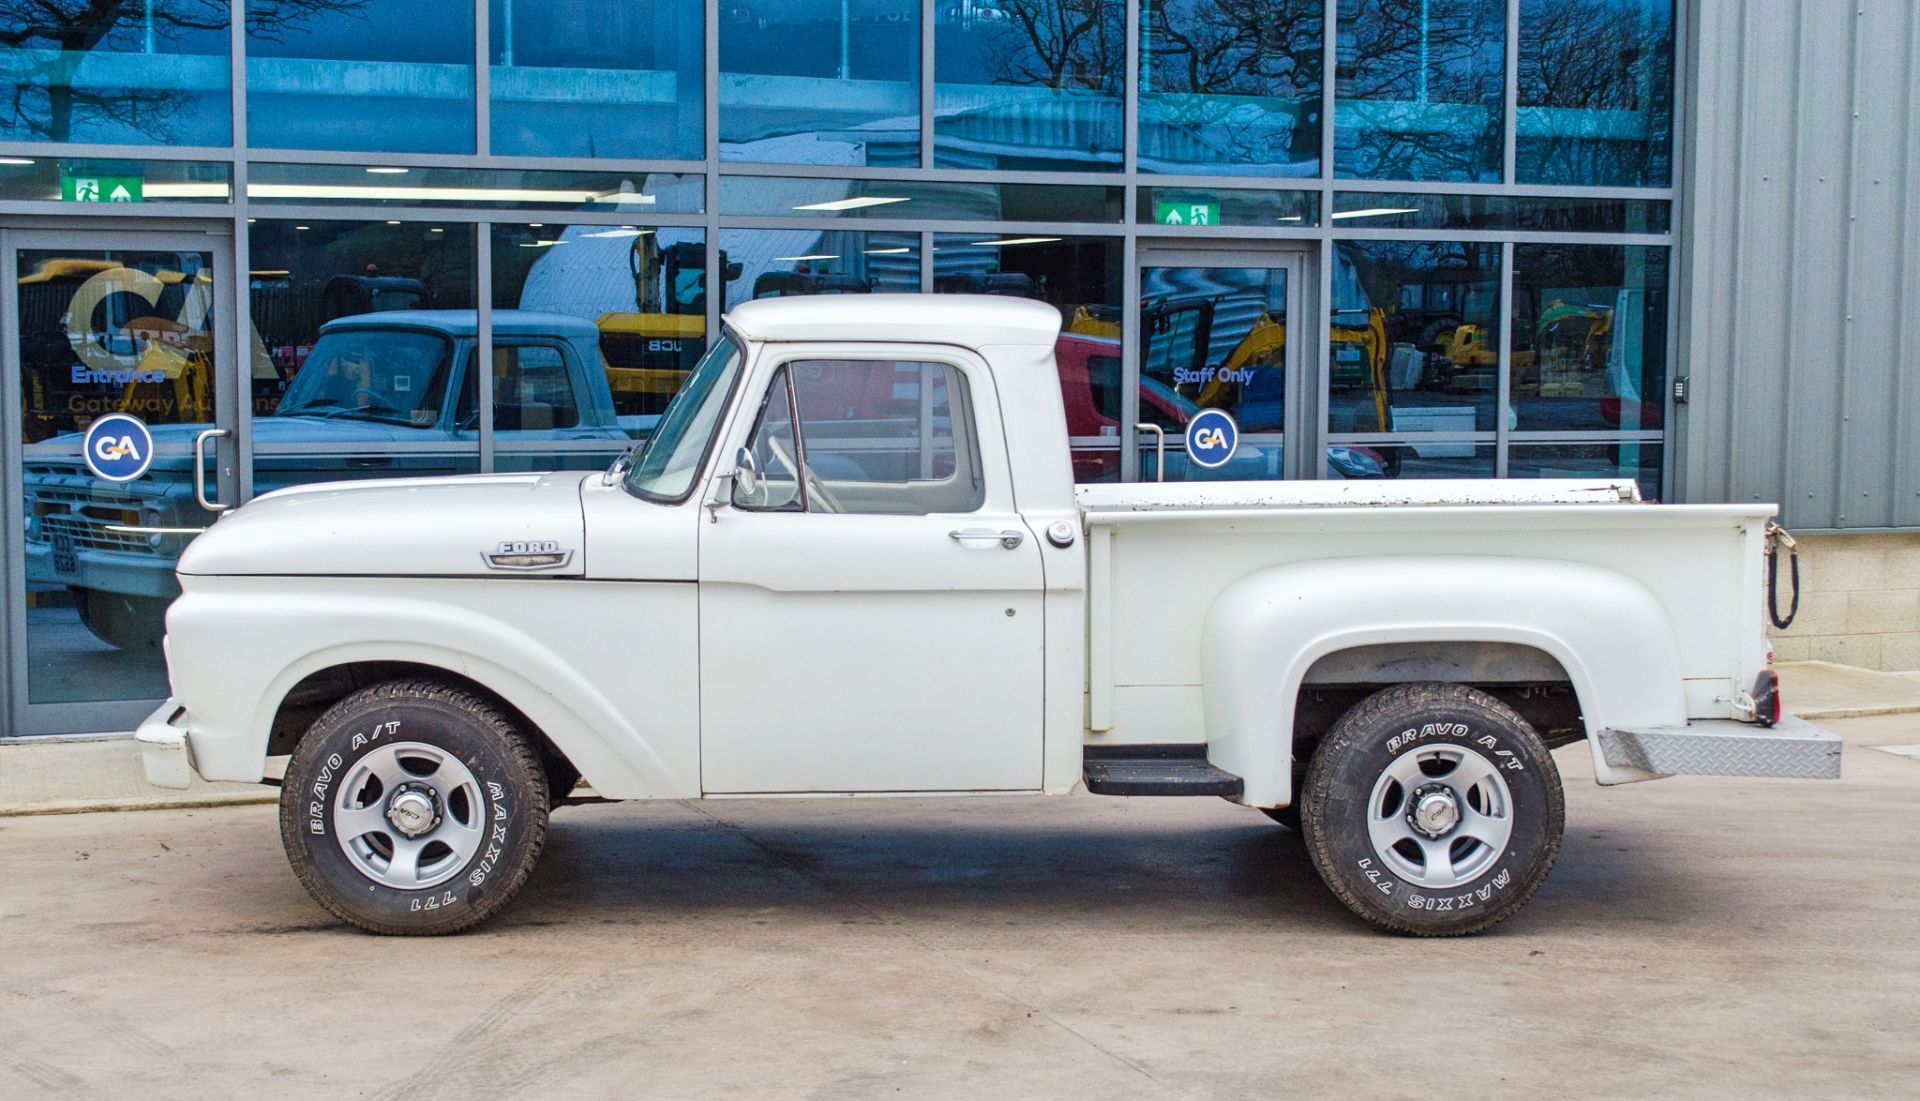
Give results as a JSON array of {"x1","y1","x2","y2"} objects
[{"x1": 1598, "y1": 714, "x2": 1841, "y2": 780}]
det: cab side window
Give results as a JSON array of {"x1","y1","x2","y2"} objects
[
  {"x1": 456, "y1": 343, "x2": 582, "y2": 431},
  {"x1": 736, "y1": 359, "x2": 985, "y2": 516}
]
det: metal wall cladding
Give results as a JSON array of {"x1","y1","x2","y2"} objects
[{"x1": 1678, "y1": 0, "x2": 1920, "y2": 530}]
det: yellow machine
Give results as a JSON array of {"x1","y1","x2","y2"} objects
[{"x1": 593, "y1": 237, "x2": 738, "y2": 418}]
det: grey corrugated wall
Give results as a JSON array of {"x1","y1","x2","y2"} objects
[{"x1": 1677, "y1": 0, "x2": 1920, "y2": 531}]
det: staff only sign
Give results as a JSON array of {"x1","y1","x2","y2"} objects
[{"x1": 82, "y1": 413, "x2": 156, "y2": 482}]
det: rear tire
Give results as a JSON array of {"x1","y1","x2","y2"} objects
[
  {"x1": 278, "y1": 679, "x2": 549, "y2": 935},
  {"x1": 1300, "y1": 683, "x2": 1563, "y2": 936}
]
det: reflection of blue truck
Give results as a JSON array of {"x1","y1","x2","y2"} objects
[{"x1": 22, "y1": 310, "x2": 640, "y2": 650}]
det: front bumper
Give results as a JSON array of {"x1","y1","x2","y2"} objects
[
  {"x1": 1597, "y1": 714, "x2": 1841, "y2": 780},
  {"x1": 135, "y1": 700, "x2": 198, "y2": 789}
]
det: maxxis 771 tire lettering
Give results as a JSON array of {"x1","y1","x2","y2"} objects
[
  {"x1": 1300, "y1": 683, "x2": 1565, "y2": 937},
  {"x1": 277, "y1": 678, "x2": 550, "y2": 935}
]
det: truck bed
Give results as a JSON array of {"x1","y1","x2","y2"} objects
[{"x1": 1077, "y1": 479, "x2": 1777, "y2": 791}]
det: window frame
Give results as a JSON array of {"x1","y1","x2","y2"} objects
[{"x1": 725, "y1": 348, "x2": 996, "y2": 519}]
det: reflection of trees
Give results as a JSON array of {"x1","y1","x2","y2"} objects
[
  {"x1": 1519, "y1": 0, "x2": 1671, "y2": 185},
  {"x1": 0, "y1": 0, "x2": 362, "y2": 142},
  {"x1": 1338, "y1": 0, "x2": 1504, "y2": 181},
  {"x1": 980, "y1": 0, "x2": 1122, "y2": 92},
  {"x1": 1141, "y1": 0, "x2": 1322, "y2": 166}
]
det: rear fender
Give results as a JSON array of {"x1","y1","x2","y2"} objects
[{"x1": 1201, "y1": 556, "x2": 1684, "y2": 804}]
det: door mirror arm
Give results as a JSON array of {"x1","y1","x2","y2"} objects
[{"x1": 706, "y1": 446, "x2": 757, "y2": 523}]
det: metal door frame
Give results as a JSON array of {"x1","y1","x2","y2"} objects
[
  {"x1": 2, "y1": 226, "x2": 240, "y2": 737},
  {"x1": 1127, "y1": 242, "x2": 1316, "y2": 481}
]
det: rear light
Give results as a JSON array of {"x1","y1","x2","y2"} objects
[{"x1": 1752, "y1": 669, "x2": 1781, "y2": 727}]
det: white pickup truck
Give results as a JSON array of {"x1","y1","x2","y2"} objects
[{"x1": 138, "y1": 295, "x2": 1839, "y2": 937}]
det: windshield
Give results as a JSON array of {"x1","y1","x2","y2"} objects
[
  {"x1": 624, "y1": 336, "x2": 744, "y2": 502},
  {"x1": 277, "y1": 329, "x2": 453, "y2": 426}
]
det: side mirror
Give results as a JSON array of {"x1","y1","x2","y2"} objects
[{"x1": 732, "y1": 445, "x2": 758, "y2": 498}]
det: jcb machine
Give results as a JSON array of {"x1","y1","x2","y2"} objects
[{"x1": 596, "y1": 238, "x2": 741, "y2": 418}]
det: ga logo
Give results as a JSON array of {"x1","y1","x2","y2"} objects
[
  {"x1": 1185, "y1": 408, "x2": 1239, "y2": 470},
  {"x1": 82, "y1": 412, "x2": 155, "y2": 482}
]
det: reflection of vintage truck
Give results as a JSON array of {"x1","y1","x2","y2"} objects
[
  {"x1": 22, "y1": 311, "x2": 640, "y2": 652},
  {"x1": 141, "y1": 295, "x2": 1836, "y2": 938}
]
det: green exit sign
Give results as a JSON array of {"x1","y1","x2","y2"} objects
[
  {"x1": 1154, "y1": 200, "x2": 1217, "y2": 227},
  {"x1": 62, "y1": 175, "x2": 143, "y2": 203}
]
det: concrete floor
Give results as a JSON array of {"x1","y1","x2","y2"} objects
[{"x1": 2, "y1": 715, "x2": 1917, "y2": 1099}]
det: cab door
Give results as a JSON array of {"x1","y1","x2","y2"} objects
[{"x1": 697, "y1": 345, "x2": 1046, "y2": 793}]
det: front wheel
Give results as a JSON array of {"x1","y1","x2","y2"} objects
[
  {"x1": 279, "y1": 679, "x2": 550, "y2": 935},
  {"x1": 1300, "y1": 683, "x2": 1564, "y2": 936}
]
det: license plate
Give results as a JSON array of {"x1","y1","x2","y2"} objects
[{"x1": 51, "y1": 530, "x2": 77, "y2": 575}]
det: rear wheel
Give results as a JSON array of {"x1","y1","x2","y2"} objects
[
  {"x1": 1300, "y1": 683, "x2": 1563, "y2": 936},
  {"x1": 278, "y1": 679, "x2": 550, "y2": 935}
]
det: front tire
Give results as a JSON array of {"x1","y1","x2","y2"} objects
[
  {"x1": 1300, "y1": 683, "x2": 1563, "y2": 936},
  {"x1": 278, "y1": 679, "x2": 550, "y2": 935}
]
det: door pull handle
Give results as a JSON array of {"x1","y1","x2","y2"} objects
[
  {"x1": 193, "y1": 428, "x2": 230, "y2": 513},
  {"x1": 950, "y1": 528, "x2": 1024, "y2": 550}
]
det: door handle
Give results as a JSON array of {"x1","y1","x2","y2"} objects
[
  {"x1": 193, "y1": 428, "x2": 229, "y2": 513},
  {"x1": 950, "y1": 528, "x2": 1024, "y2": 550},
  {"x1": 345, "y1": 455, "x2": 393, "y2": 469},
  {"x1": 1136, "y1": 423, "x2": 1166, "y2": 482}
]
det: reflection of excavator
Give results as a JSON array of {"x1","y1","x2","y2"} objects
[
  {"x1": 1436, "y1": 289, "x2": 1615, "y2": 398},
  {"x1": 596, "y1": 237, "x2": 742, "y2": 417},
  {"x1": 1072, "y1": 292, "x2": 1392, "y2": 435}
]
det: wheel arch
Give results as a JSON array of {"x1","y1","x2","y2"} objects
[
  {"x1": 1201, "y1": 555, "x2": 1685, "y2": 804},
  {"x1": 266, "y1": 660, "x2": 578, "y2": 796}
]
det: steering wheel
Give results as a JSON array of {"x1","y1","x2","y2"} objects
[
  {"x1": 349, "y1": 386, "x2": 381, "y2": 408},
  {"x1": 766, "y1": 434, "x2": 845, "y2": 514}
]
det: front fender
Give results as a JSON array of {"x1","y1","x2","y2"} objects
[
  {"x1": 1201, "y1": 556, "x2": 1684, "y2": 805},
  {"x1": 166, "y1": 580, "x2": 697, "y2": 798}
]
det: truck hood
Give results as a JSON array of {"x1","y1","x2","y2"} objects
[{"x1": 177, "y1": 472, "x2": 590, "y2": 577}]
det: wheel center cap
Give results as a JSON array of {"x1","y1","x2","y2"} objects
[
  {"x1": 1409, "y1": 784, "x2": 1461, "y2": 838},
  {"x1": 385, "y1": 784, "x2": 441, "y2": 839}
]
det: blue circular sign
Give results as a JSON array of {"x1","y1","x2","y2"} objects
[
  {"x1": 1185, "y1": 408, "x2": 1239, "y2": 470},
  {"x1": 82, "y1": 413, "x2": 155, "y2": 483}
]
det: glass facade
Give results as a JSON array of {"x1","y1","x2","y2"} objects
[{"x1": 1, "y1": 0, "x2": 1675, "y2": 733}]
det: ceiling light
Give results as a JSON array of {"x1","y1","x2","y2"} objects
[
  {"x1": 971, "y1": 237, "x2": 1061, "y2": 247},
  {"x1": 138, "y1": 182, "x2": 232, "y2": 199},
  {"x1": 295, "y1": 225, "x2": 309, "y2": 230},
  {"x1": 1330, "y1": 207, "x2": 1421, "y2": 220},
  {"x1": 519, "y1": 239, "x2": 563, "y2": 247},
  {"x1": 863, "y1": 247, "x2": 912, "y2": 254},
  {"x1": 366, "y1": 166, "x2": 410, "y2": 175},
  {"x1": 579, "y1": 227, "x2": 653, "y2": 238},
  {"x1": 248, "y1": 184, "x2": 606, "y2": 204},
  {"x1": 430, "y1": 227, "x2": 444, "y2": 233},
  {"x1": 528, "y1": 223, "x2": 543, "y2": 228},
  {"x1": 1278, "y1": 215, "x2": 1304, "y2": 222},
  {"x1": 0, "y1": 157, "x2": 35, "y2": 166},
  {"x1": 774, "y1": 254, "x2": 838, "y2": 262},
  {"x1": 793, "y1": 196, "x2": 911, "y2": 212},
  {"x1": 387, "y1": 220, "x2": 401, "y2": 225}
]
